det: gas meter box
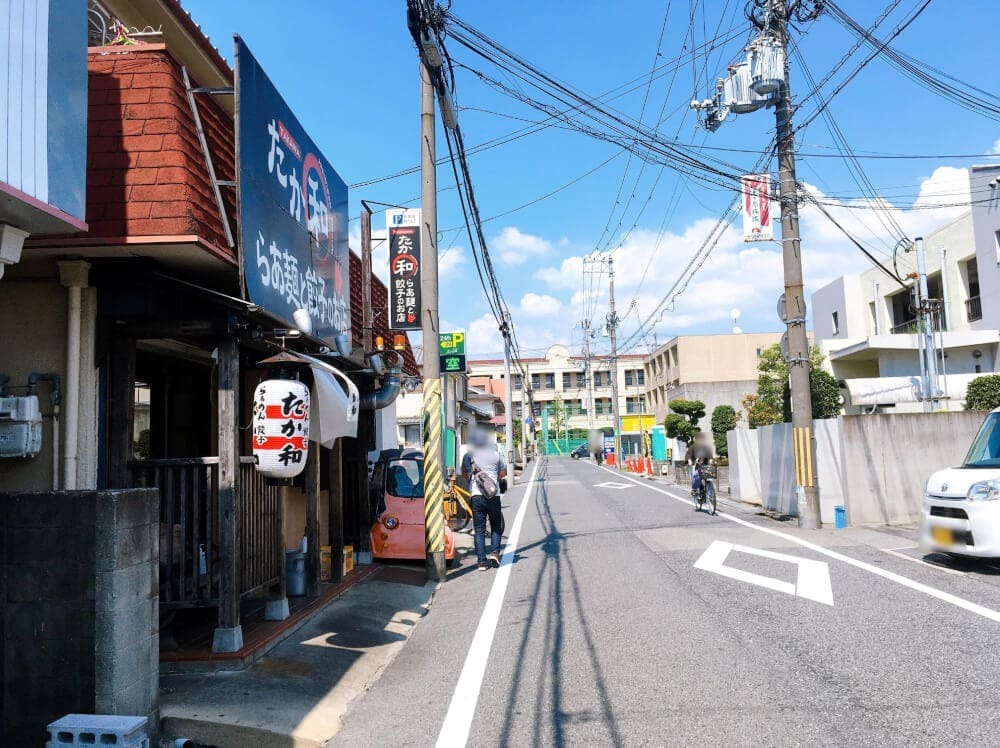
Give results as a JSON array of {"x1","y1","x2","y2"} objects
[{"x1": 0, "y1": 395, "x2": 43, "y2": 458}]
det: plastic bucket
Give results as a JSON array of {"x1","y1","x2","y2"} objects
[
  {"x1": 834, "y1": 506, "x2": 847, "y2": 529},
  {"x1": 286, "y1": 550, "x2": 307, "y2": 596}
]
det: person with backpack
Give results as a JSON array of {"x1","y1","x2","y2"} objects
[{"x1": 461, "y1": 428, "x2": 508, "y2": 571}]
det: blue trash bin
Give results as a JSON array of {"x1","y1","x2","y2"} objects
[
  {"x1": 286, "y1": 551, "x2": 307, "y2": 596},
  {"x1": 834, "y1": 506, "x2": 847, "y2": 529}
]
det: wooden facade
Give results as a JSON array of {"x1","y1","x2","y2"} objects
[{"x1": 21, "y1": 23, "x2": 418, "y2": 653}]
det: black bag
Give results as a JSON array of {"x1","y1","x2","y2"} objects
[
  {"x1": 472, "y1": 460, "x2": 499, "y2": 499},
  {"x1": 498, "y1": 477, "x2": 508, "y2": 494}
]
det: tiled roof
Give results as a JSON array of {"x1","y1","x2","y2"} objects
[{"x1": 80, "y1": 46, "x2": 236, "y2": 256}]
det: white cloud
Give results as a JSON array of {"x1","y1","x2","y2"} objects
[
  {"x1": 492, "y1": 226, "x2": 554, "y2": 265},
  {"x1": 517, "y1": 292, "x2": 562, "y2": 318},
  {"x1": 438, "y1": 246, "x2": 465, "y2": 277},
  {"x1": 990, "y1": 138, "x2": 1000, "y2": 157}
]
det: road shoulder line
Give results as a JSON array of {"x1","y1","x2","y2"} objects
[{"x1": 435, "y1": 458, "x2": 542, "y2": 747}]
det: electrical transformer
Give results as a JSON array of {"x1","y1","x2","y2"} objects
[
  {"x1": 0, "y1": 395, "x2": 43, "y2": 458},
  {"x1": 723, "y1": 62, "x2": 772, "y2": 114},
  {"x1": 750, "y1": 37, "x2": 784, "y2": 96}
]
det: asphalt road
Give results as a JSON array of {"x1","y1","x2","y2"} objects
[{"x1": 334, "y1": 456, "x2": 1000, "y2": 747}]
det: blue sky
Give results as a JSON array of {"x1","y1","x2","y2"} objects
[{"x1": 184, "y1": 0, "x2": 999, "y2": 357}]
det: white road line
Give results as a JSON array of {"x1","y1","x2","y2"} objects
[
  {"x1": 594, "y1": 464, "x2": 1000, "y2": 624},
  {"x1": 436, "y1": 458, "x2": 541, "y2": 748},
  {"x1": 881, "y1": 547, "x2": 965, "y2": 576}
]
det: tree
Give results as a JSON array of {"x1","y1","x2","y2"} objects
[
  {"x1": 966, "y1": 375, "x2": 1000, "y2": 411},
  {"x1": 710, "y1": 405, "x2": 739, "y2": 456},
  {"x1": 663, "y1": 398, "x2": 706, "y2": 446},
  {"x1": 745, "y1": 344, "x2": 839, "y2": 427},
  {"x1": 550, "y1": 393, "x2": 567, "y2": 440}
]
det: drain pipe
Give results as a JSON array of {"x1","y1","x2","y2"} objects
[
  {"x1": 360, "y1": 368, "x2": 402, "y2": 411},
  {"x1": 58, "y1": 260, "x2": 91, "y2": 490},
  {"x1": 29, "y1": 373, "x2": 61, "y2": 490}
]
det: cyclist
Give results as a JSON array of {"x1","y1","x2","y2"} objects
[{"x1": 685, "y1": 432, "x2": 714, "y2": 498}]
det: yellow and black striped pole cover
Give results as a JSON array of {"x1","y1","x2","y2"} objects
[
  {"x1": 422, "y1": 378, "x2": 445, "y2": 554},
  {"x1": 793, "y1": 425, "x2": 815, "y2": 488}
]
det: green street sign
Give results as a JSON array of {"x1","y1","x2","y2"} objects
[{"x1": 439, "y1": 332, "x2": 467, "y2": 374}]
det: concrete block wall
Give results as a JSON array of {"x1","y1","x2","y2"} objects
[
  {"x1": 0, "y1": 489, "x2": 158, "y2": 744},
  {"x1": 840, "y1": 411, "x2": 985, "y2": 525},
  {"x1": 728, "y1": 412, "x2": 987, "y2": 527}
]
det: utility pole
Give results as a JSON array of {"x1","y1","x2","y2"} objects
[
  {"x1": 607, "y1": 256, "x2": 622, "y2": 469},
  {"x1": 772, "y1": 0, "x2": 820, "y2": 529},
  {"x1": 420, "y1": 60, "x2": 446, "y2": 581},
  {"x1": 913, "y1": 237, "x2": 941, "y2": 411},
  {"x1": 583, "y1": 320, "x2": 595, "y2": 430},
  {"x1": 502, "y1": 312, "x2": 516, "y2": 484},
  {"x1": 689, "y1": 0, "x2": 822, "y2": 527}
]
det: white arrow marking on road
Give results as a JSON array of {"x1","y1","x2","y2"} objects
[
  {"x1": 594, "y1": 481, "x2": 632, "y2": 490},
  {"x1": 694, "y1": 540, "x2": 834, "y2": 606}
]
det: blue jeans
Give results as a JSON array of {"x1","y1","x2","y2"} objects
[
  {"x1": 472, "y1": 494, "x2": 503, "y2": 562},
  {"x1": 691, "y1": 468, "x2": 701, "y2": 493}
]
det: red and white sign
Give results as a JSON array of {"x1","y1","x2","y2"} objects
[
  {"x1": 741, "y1": 174, "x2": 773, "y2": 243},
  {"x1": 252, "y1": 379, "x2": 311, "y2": 479}
]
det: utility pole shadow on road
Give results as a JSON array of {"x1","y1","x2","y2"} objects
[{"x1": 496, "y1": 458, "x2": 625, "y2": 748}]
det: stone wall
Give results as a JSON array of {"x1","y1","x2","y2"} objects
[{"x1": 0, "y1": 488, "x2": 158, "y2": 744}]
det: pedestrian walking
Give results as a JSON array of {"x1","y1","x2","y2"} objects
[{"x1": 461, "y1": 428, "x2": 507, "y2": 571}]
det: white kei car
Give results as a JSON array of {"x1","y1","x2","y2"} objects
[{"x1": 922, "y1": 408, "x2": 1000, "y2": 557}]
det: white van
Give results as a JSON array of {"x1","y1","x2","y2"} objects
[{"x1": 922, "y1": 408, "x2": 1000, "y2": 557}]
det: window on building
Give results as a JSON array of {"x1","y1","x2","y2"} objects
[
  {"x1": 562, "y1": 372, "x2": 572, "y2": 389},
  {"x1": 514, "y1": 403, "x2": 522, "y2": 418},
  {"x1": 635, "y1": 369, "x2": 645, "y2": 385},
  {"x1": 626, "y1": 396, "x2": 646, "y2": 414},
  {"x1": 532, "y1": 403, "x2": 542, "y2": 417},
  {"x1": 625, "y1": 370, "x2": 634, "y2": 386},
  {"x1": 514, "y1": 374, "x2": 522, "y2": 390},
  {"x1": 544, "y1": 373, "x2": 555, "y2": 389},
  {"x1": 531, "y1": 373, "x2": 540, "y2": 391},
  {"x1": 831, "y1": 311, "x2": 840, "y2": 336},
  {"x1": 576, "y1": 372, "x2": 586, "y2": 388}
]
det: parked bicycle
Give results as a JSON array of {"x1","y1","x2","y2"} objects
[
  {"x1": 443, "y1": 470, "x2": 474, "y2": 531},
  {"x1": 693, "y1": 459, "x2": 717, "y2": 516}
]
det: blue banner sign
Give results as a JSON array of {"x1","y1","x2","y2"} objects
[{"x1": 235, "y1": 37, "x2": 350, "y2": 344}]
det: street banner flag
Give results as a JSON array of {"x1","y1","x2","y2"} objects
[
  {"x1": 387, "y1": 208, "x2": 422, "y2": 331},
  {"x1": 741, "y1": 174, "x2": 772, "y2": 242}
]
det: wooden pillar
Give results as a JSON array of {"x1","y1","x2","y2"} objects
[
  {"x1": 305, "y1": 445, "x2": 321, "y2": 597},
  {"x1": 212, "y1": 332, "x2": 243, "y2": 653},
  {"x1": 107, "y1": 332, "x2": 135, "y2": 488},
  {"x1": 328, "y1": 439, "x2": 344, "y2": 583}
]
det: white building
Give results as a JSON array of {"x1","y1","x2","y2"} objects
[
  {"x1": 468, "y1": 344, "x2": 649, "y2": 452},
  {"x1": 811, "y1": 165, "x2": 1000, "y2": 412}
]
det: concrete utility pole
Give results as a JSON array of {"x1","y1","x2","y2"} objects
[
  {"x1": 772, "y1": 0, "x2": 821, "y2": 528},
  {"x1": 607, "y1": 256, "x2": 622, "y2": 469},
  {"x1": 583, "y1": 320, "x2": 595, "y2": 430},
  {"x1": 420, "y1": 61, "x2": 446, "y2": 581},
  {"x1": 502, "y1": 312, "x2": 516, "y2": 483}
]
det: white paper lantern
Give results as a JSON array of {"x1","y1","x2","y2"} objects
[{"x1": 252, "y1": 379, "x2": 311, "y2": 479}]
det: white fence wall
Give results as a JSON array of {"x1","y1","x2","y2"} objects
[{"x1": 728, "y1": 412, "x2": 986, "y2": 526}]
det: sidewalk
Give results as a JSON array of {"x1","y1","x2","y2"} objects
[{"x1": 159, "y1": 568, "x2": 438, "y2": 747}]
